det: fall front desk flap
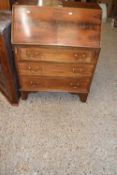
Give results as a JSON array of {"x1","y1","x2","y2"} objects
[{"x1": 12, "y1": 5, "x2": 102, "y2": 48}]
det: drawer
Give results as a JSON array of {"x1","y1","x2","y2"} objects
[
  {"x1": 16, "y1": 47, "x2": 98, "y2": 64},
  {"x1": 17, "y1": 61, "x2": 94, "y2": 78},
  {"x1": 19, "y1": 76, "x2": 90, "y2": 93}
]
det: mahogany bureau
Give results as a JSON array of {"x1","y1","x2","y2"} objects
[
  {"x1": 0, "y1": 11, "x2": 19, "y2": 104},
  {"x1": 12, "y1": 4, "x2": 102, "y2": 102}
]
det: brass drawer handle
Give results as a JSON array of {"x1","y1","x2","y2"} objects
[
  {"x1": 28, "y1": 65, "x2": 32, "y2": 70},
  {"x1": 29, "y1": 81, "x2": 39, "y2": 86},
  {"x1": 73, "y1": 67, "x2": 76, "y2": 73},
  {"x1": 74, "y1": 54, "x2": 78, "y2": 57},
  {"x1": 82, "y1": 53, "x2": 86, "y2": 58},
  {"x1": 27, "y1": 65, "x2": 39, "y2": 72},
  {"x1": 72, "y1": 67, "x2": 82, "y2": 73},
  {"x1": 74, "y1": 53, "x2": 87, "y2": 59},
  {"x1": 26, "y1": 50, "x2": 41, "y2": 58},
  {"x1": 70, "y1": 82, "x2": 80, "y2": 89},
  {"x1": 30, "y1": 81, "x2": 33, "y2": 85}
]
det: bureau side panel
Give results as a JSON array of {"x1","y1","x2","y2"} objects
[{"x1": 0, "y1": 29, "x2": 19, "y2": 104}]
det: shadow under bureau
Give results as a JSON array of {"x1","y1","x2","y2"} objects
[{"x1": 12, "y1": 4, "x2": 102, "y2": 102}]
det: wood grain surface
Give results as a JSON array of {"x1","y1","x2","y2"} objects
[
  {"x1": 15, "y1": 47, "x2": 98, "y2": 64},
  {"x1": 12, "y1": 5, "x2": 102, "y2": 48},
  {"x1": 19, "y1": 75, "x2": 90, "y2": 93}
]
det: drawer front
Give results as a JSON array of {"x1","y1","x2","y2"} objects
[
  {"x1": 16, "y1": 47, "x2": 98, "y2": 64},
  {"x1": 19, "y1": 76, "x2": 90, "y2": 93},
  {"x1": 17, "y1": 62, "x2": 94, "y2": 78}
]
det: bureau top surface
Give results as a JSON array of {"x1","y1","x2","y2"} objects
[
  {"x1": 12, "y1": 5, "x2": 102, "y2": 48},
  {"x1": 0, "y1": 11, "x2": 11, "y2": 33}
]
